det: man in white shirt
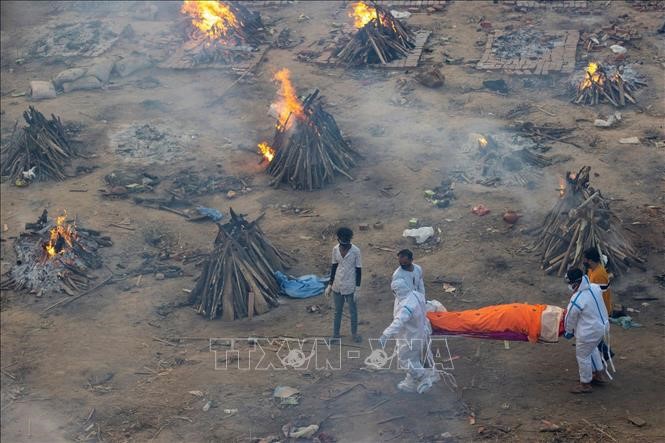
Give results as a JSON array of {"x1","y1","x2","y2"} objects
[
  {"x1": 392, "y1": 249, "x2": 425, "y2": 295},
  {"x1": 325, "y1": 227, "x2": 362, "y2": 343}
]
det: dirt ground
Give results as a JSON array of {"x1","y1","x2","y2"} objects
[{"x1": 1, "y1": 1, "x2": 664, "y2": 442}]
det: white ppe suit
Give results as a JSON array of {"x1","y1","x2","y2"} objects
[
  {"x1": 381, "y1": 279, "x2": 438, "y2": 393},
  {"x1": 564, "y1": 276, "x2": 611, "y2": 383}
]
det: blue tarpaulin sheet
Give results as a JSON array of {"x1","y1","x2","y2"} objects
[{"x1": 275, "y1": 271, "x2": 328, "y2": 299}]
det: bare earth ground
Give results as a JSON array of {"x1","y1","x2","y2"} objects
[{"x1": 1, "y1": 1, "x2": 664, "y2": 442}]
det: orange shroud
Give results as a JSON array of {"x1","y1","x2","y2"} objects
[{"x1": 427, "y1": 303, "x2": 548, "y2": 343}]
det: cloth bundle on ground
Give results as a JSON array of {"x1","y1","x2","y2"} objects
[
  {"x1": 428, "y1": 303, "x2": 564, "y2": 343},
  {"x1": 274, "y1": 271, "x2": 327, "y2": 298}
]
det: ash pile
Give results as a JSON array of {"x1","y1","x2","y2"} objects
[
  {"x1": 455, "y1": 132, "x2": 569, "y2": 188},
  {"x1": 1, "y1": 210, "x2": 112, "y2": 297},
  {"x1": 111, "y1": 123, "x2": 192, "y2": 163}
]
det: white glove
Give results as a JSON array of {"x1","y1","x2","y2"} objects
[
  {"x1": 353, "y1": 286, "x2": 360, "y2": 302},
  {"x1": 324, "y1": 285, "x2": 332, "y2": 298}
]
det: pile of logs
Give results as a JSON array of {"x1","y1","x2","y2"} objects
[
  {"x1": 181, "y1": 2, "x2": 265, "y2": 65},
  {"x1": 189, "y1": 209, "x2": 294, "y2": 320},
  {"x1": 266, "y1": 89, "x2": 360, "y2": 190},
  {"x1": 533, "y1": 166, "x2": 644, "y2": 276},
  {"x1": 1, "y1": 107, "x2": 77, "y2": 182},
  {"x1": 574, "y1": 63, "x2": 645, "y2": 107},
  {"x1": 336, "y1": 4, "x2": 414, "y2": 65},
  {"x1": 0, "y1": 210, "x2": 112, "y2": 295}
]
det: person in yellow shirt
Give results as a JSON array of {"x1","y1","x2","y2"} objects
[
  {"x1": 584, "y1": 247, "x2": 614, "y2": 364},
  {"x1": 583, "y1": 248, "x2": 612, "y2": 314}
]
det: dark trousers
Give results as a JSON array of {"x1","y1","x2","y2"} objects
[{"x1": 333, "y1": 291, "x2": 358, "y2": 337}]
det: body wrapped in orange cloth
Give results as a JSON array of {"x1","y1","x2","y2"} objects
[{"x1": 427, "y1": 303, "x2": 565, "y2": 343}]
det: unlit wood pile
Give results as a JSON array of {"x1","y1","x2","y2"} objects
[
  {"x1": 1, "y1": 107, "x2": 76, "y2": 182},
  {"x1": 189, "y1": 209, "x2": 293, "y2": 320},
  {"x1": 336, "y1": 5, "x2": 414, "y2": 65},
  {"x1": 533, "y1": 166, "x2": 643, "y2": 276},
  {"x1": 574, "y1": 63, "x2": 645, "y2": 107},
  {"x1": 267, "y1": 89, "x2": 360, "y2": 190}
]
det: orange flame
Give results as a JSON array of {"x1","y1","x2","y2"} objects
[
  {"x1": 579, "y1": 62, "x2": 604, "y2": 90},
  {"x1": 349, "y1": 2, "x2": 382, "y2": 28},
  {"x1": 272, "y1": 68, "x2": 304, "y2": 130},
  {"x1": 558, "y1": 177, "x2": 566, "y2": 198},
  {"x1": 258, "y1": 142, "x2": 275, "y2": 162},
  {"x1": 181, "y1": 0, "x2": 239, "y2": 40},
  {"x1": 44, "y1": 211, "x2": 77, "y2": 259},
  {"x1": 478, "y1": 136, "x2": 488, "y2": 148}
]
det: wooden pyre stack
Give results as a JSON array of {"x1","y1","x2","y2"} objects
[
  {"x1": 1, "y1": 106, "x2": 76, "y2": 182},
  {"x1": 181, "y1": 1, "x2": 265, "y2": 65},
  {"x1": 337, "y1": 3, "x2": 414, "y2": 65},
  {"x1": 533, "y1": 166, "x2": 643, "y2": 276},
  {"x1": 266, "y1": 89, "x2": 360, "y2": 190},
  {"x1": 574, "y1": 62, "x2": 645, "y2": 107},
  {"x1": 189, "y1": 209, "x2": 293, "y2": 320}
]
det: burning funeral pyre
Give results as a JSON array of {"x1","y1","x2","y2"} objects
[
  {"x1": 179, "y1": 0, "x2": 265, "y2": 65},
  {"x1": 1, "y1": 107, "x2": 77, "y2": 184},
  {"x1": 1, "y1": 210, "x2": 112, "y2": 295},
  {"x1": 336, "y1": 2, "x2": 415, "y2": 66},
  {"x1": 258, "y1": 69, "x2": 360, "y2": 190},
  {"x1": 188, "y1": 209, "x2": 294, "y2": 320},
  {"x1": 574, "y1": 62, "x2": 646, "y2": 107},
  {"x1": 533, "y1": 166, "x2": 643, "y2": 276}
]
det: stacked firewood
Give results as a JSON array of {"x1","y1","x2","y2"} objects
[
  {"x1": 336, "y1": 5, "x2": 414, "y2": 65},
  {"x1": 181, "y1": 1, "x2": 266, "y2": 65},
  {"x1": 266, "y1": 89, "x2": 360, "y2": 191},
  {"x1": 574, "y1": 63, "x2": 645, "y2": 107},
  {"x1": 1, "y1": 107, "x2": 76, "y2": 182},
  {"x1": 189, "y1": 209, "x2": 294, "y2": 320},
  {"x1": 533, "y1": 166, "x2": 644, "y2": 276}
]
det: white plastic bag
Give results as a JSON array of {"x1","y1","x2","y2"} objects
[{"x1": 403, "y1": 227, "x2": 434, "y2": 244}]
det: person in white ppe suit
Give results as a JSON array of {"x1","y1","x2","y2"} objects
[
  {"x1": 563, "y1": 268, "x2": 611, "y2": 394},
  {"x1": 379, "y1": 279, "x2": 439, "y2": 393}
]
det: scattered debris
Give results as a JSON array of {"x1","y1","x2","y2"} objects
[
  {"x1": 619, "y1": 137, "x2": 640, "y2": 144},
  {"x1": 282, "y1": 423, "x2": 318, "y2": 439},
  {"x1": 415, "y1": 67, "x2": 445, "y2": 88},
  {"x1": 424, "y1": 179, "x2": 455, "y2": 208},
  {"x1": 628, "y1": 416, "x2": 647, "y2": 427},
  {"x1": 472, "y1": 205, "x2": 490, "y2": 216},
  {"x1": 502, "y1": 210, "x2": 521, "y2": 224},
  {"x1": 483, "y1": 79, "x2": 508, "y2": 94},
  {"x1": 273, "y1": 386, "x2": 301, "y2": 404},
  {"x1": 594, "y1": 112, "x2": 622, "y2": 128},
  {"x1": 403, "y1": 226, "x2": 434, "y2": 244}
]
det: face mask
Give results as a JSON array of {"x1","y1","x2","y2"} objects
[
  {"x1": 567, "y1": 284, "x2": 575, "y2": 293},
  {"x1": 400, "y1": 264, "x2": 411, "y2": 270}
]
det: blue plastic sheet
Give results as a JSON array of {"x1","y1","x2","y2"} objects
[
  {"x1": 196, "y1": 206, "x2": 223, "y2": 222},
  {"x1": 275, "y1": 271, "x2": 328, "y2": 299}
]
